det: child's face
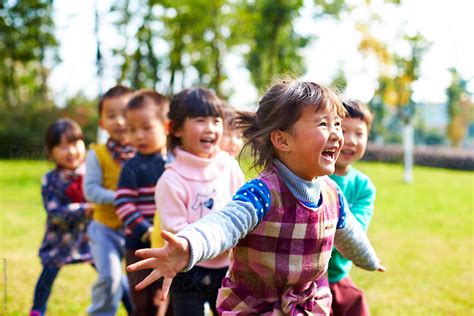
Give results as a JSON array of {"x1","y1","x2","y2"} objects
[
  {"x1": 220, "y1": 129, "x2": 243, "y2": 158},
  {"x1": 99, "y1": 95, "x2": 131, "y2": 143},
  {"x1": 336, "y1": 118, "x2": 368, "y2": 172},
  {"x1": 125, "y1": 105, "x2": 167, "y2": 155},
  {"x1": 51, "y1": 136, "x2": 86, "y2": 170},
  {"x1": 175, "y1": 116, "x2": 223, "y2": 158},
  {"x1": 280, "y1": 106, "x2": 343, "y2": 180}
]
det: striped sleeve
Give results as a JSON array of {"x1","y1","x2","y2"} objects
[
  {"x1": 177, "y1": 179, "x2": 271, "y2": 271},
  {"x1": 115, "y1": 165, "x2": 151, "y2": 239}
]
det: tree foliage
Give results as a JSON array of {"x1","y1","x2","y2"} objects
[{"x1": 446, "y1": 69, "x2": 471, "y2": 147}]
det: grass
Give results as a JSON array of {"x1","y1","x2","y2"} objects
[{"x1": 0, "y1": 160, "x2": 473, "y2": 315}]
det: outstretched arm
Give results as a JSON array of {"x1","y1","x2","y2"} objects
[
  {"x1": 128, "y1": 231, "x2": 189, "y2": 299},
  {"x1": 127, "y1": 179, "x2": 271, "y2": 297},
  {"x1": 334, "y1": 189, "x2": 385, "y2": 272}
]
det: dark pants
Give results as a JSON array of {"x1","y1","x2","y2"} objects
[
  {"x1": 171, "y1": 265, "x2": 228, "y2": 316},
  {"x1": 30, "y1": 264, "x2": 134, "y2": 315},
  {"x1": 31, "y1": 265, "x2": 60, "y2": 314},
  {"x1": 330, "y1": 276, "x2": 370, "y2": 316}
]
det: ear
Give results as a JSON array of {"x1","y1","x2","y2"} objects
[
  {"x1": 173, "y1": 124, "x2": 183, "y2": 138},
  {"x1": 270, "y1": 130, "x2": 291, "y2": 152},
  {"x1": 163, "y1": 121, "x2": 171, "y2": 135},
  {"x1": 98, "y1": 117, "x2": 104, "y2": 129}
]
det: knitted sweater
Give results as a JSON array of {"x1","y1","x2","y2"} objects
[{"x1": 115, "y1": 152, "x2": 166, "y2": 249}]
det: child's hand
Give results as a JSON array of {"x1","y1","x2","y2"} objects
[
  {"x1": 127, "y1": 230, "x2": 189, "y2": 300},
  {"x1": 85, "y1": 203, "x2": 94, "y2": 218},
  {"x1": 377, "y1": 259, "x2": 386, "y2": 272}
]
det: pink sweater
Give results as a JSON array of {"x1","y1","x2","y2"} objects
[{"x1": 154, "y1": 147, "x2": 245, "y2": 269}]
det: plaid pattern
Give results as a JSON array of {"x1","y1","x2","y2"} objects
[{"x1": 217, "y1": 169, "x2": 340, "y2": 315}]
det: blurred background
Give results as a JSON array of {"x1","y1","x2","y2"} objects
[
  {"x1": 0, "y1": 0, "x2": 473, "y2": 315},
  {"x1": 1, "y1": 0, "x2": 473, "y2": 158}
]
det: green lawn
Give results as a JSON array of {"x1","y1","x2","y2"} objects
[{"x1": 0, "y1": 160, "x2": 473, "y2": 315}]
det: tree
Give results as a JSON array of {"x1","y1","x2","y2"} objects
[
  {"x1": 235, "y1": 0, "x2": 310, "y2": 92},
  {"x1": 0, "y1": 0, "x2": 60, "y2": 158},
  {"x1": 0, "y1": 0, "x2": 58, "y2": 109},
  {"x1": 446, "y1": 69, "x2": 470, "y2": 147}
]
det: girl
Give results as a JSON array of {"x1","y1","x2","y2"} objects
[
  {"x1": 129, "y1": 81, "x2": 385, "y2": 315},
  {"x1": 30, "y1": 118, "x2": 93, "y2": 316},
  {"x1": 151, "y1": 88, "x2": 245, "y2": 315}
]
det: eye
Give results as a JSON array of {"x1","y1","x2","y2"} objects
[{"x1": 318, "y1": 122, "x2": 327, "y2": 127}]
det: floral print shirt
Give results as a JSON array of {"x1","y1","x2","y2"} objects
[{"x1": 38, "y1": 165, "x2": 92, "y2": 267}]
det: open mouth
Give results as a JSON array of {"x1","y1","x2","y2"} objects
[
  {"x1": 322, "y1": 148, "x2": 337, "y2": 161},
  {"x1": 340, "y1": 149, "x2": 355, "y2": 156},
  {"x1": 200, "y1": 137, "x2": 216, "y2": 145}
]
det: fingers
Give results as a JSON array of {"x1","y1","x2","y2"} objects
[
  {"x1": 135, "y1": 268, "x2": 163, "y2": 291},
  {"x1": 377, "y1": 265, "x2": 387, "y2": 272},
  {"x1": 161, "y1": 277, "x2": 173, "y2": 301},
  {"x1": 161, "y1": 230, "x2": 178, "y2": 245},
  {"x1": 127, "y1": 257, "x2": 160, "y2": 272}
]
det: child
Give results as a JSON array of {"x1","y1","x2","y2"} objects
[
  {"x1": 327, "y1": 100, "x2": 376, "y2": 316},
  {"x1": 115, "y1": 90, "x2": 170, "y2": 316},
  {"x1": 151, "y1": 88, "x2": 245, "y2": 315},
  {"x1": 84, "y1": 85, "x2": 135, "y2": 315},
  {"x1": 219, "y1": 103, "x2": 244, "y2": 158},
  {"x1": 128, "y1": 81, "x2": 385, "y2": 315},
  {"x1": 30, "y1": 118, "x2": 93, "y2": 316}
]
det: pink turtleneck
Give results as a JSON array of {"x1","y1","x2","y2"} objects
[{"x1": 154, "y1": 147, "x2": 245, "y2": 268}]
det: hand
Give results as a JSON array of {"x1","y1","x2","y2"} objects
[
  {"x1": 85, "y1": 203, "x2": 94, "y2": 218},
  {"x1": 127, "y1": 230, "x2": 190, "y2": 300},
  {"x1": 377, "y1": 259, "x2": 386, "y2": 272}
]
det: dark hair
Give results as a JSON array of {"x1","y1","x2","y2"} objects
[
  {"x1": 342, "y1": 99, "x2": 373, "y2": 133},
  {"x1": 45, "y1": 118, "x2": 83, "y2": 157},
  {"x1": 221, "y1": 102, "x2": 238, "y2": 131},
  {"x1": 235, "y1": 81, "x2": 346, "y2": 172},
  {"x1": 98, "y1": 85, "x2": 133, "y2": 116},
  {"x1": 168, "y1": 88, "x2": 224, "y2": 151},
  {"x1": 126, "y1": 89, "x2": 169, "y2": 123}
]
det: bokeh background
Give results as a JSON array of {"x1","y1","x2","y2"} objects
[{"x1": 0, "y1": 0, "x2": 473, "y2": 315}]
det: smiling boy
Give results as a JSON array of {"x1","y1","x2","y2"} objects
[{"x1": 328, "y1": 100, "x2": 376, "y2": 316}]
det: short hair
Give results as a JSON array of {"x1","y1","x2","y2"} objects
[
  {"x1": 342, "y1": 99, "x2": 373, "y2": 133},
  {"x1": 126, "y1": 89, "x2": 169, "y2": 123},
  {"x1": 45, "y1": 118, "x2": 83, "y2": 157},
  {"x1": 168, "y1": 88, "x2": 224, "y2": 152},
  {"x1": 98, "y1": 85, "x2": 133, "y2": 116},
  {"x1": 235, "y1": 80, "x2": 346, "y2": 172}
]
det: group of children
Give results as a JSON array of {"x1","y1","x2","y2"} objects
[{"x1": 30, "y1": 80, "x2": 382, "y2": 316}]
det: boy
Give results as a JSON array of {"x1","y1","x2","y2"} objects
[
  {"x1": 328, "y1": 99, "x2": 376, "y2": 316},
  {"x1": 84, "y1": 85, "x2": 135, "y2": 316},
  {"x1": 115, "y1": 90, "x2": 170, "y2": 316}
]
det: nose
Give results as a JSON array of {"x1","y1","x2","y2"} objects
[
  {"x1": 344, "y1": 132, "x2": 356, "y2": 145},
  {"x1": 329, "y1": 125, "x2": 342, "y2": 142},
  {"x1": 117, "y1": 115, "x2": 125, "y2": 126},
  {"x1": 67, "y1": 145, "x2": 77, "y2": 156}
]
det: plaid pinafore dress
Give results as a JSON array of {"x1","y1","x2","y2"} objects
[{"x1": 217, "y1": 168, "x2": 340, "y2": 315}]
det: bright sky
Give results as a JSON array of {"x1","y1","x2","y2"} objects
[{"x1": 49, "y1": 0, "x2": 474, "y2": 109}]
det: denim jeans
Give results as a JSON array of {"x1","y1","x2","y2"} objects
[
  {"x1": 87, "y1": 220, "x2": 133, "y2": 316},
  {"x1": 171, "y1": 265, "x2": 227, "y2": 316},
  {"x1": 30, "y1": 265, "x2": 60, "y2": 315}
]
